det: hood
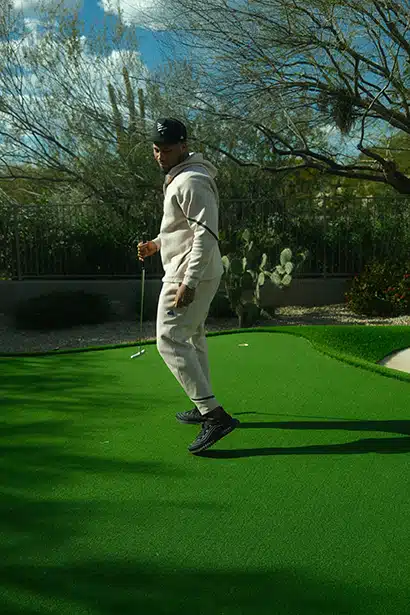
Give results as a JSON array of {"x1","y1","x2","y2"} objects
[{"x1": 165, "y1": 153, "x2": 218, "y2": 184}]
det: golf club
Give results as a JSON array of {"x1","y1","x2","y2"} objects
[{"x1": 131, "y1": 240, "x2": 146, "y2": 359}]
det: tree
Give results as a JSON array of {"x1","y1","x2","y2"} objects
[
  {"x1": 151, "y1": 0, "x2": 410, "y2": 193},
  {"x1": 0, "y1": 0, "x2": 160, "y2": 214}
]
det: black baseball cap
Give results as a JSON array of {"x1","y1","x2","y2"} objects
[{"x1": 151, "y1": 118, "x2": 187, "y2": 145}]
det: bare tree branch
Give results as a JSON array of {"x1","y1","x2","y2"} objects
[
  {"x1": 359, "y1": 33, "x2": 404, "y2": 150},
  {"x1": 154, "y1": 0, "x2": 410, "y2": 192},
  {"x1": 0, "y1": 3, "x2": 158, "y2": 208}
]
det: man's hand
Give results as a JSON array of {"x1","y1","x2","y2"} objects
[
  {"x1": 173, "y1": 283, "x2": 196, "y2": 308},
  {"x1": 137, "y1": 241, "x2": 158, "y2": 262}
]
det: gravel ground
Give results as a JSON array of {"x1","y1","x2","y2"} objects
[{"x1": 1, "y1": 304, "x2": 409, "y2": 355}]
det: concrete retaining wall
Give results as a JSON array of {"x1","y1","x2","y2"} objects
[{"x1": 0, "y1": 277, "x2": 353, "y2": 320}]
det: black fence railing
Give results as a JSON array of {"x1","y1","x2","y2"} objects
[{"x1": 1, "y1": 195, "x2": 409, "y2": 280}]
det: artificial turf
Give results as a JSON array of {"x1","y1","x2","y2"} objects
[{"x1": 1, "y1": 326, "x2": 410, "y2": 615}]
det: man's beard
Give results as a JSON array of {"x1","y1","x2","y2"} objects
[{"x1": 160, "y1": 151, "x2": 190, "y2": 175}]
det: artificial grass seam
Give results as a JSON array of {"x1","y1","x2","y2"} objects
[{"x1": 1, "y1": 326, "x2": 409, "y2": 384}]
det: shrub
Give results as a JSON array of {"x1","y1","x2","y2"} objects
[
  {"x1": 383, "y1": 273, "x2": 410, "y2": 315},
  {"x1": 345, "y1": 259, "x2": 410, "y2": 317},
  {"x1": 13, "y1": 290, "x2": 113, "y2": 330},
  {"x1": 208, "y1": 290, "x2": 236, "y2": 319}
]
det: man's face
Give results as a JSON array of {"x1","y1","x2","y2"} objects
[{"x1": 153, "y1": 142, "x2": 188, "y2": 174}]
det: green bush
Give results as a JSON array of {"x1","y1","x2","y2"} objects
[
  {"x1": 383, "y1": 273, "x2": 410, "y2": 315},
  {"x1": 345, "y1": 259, "x2": 410, "y2": 317},
  {"x1": 13, "y1": 290, "x2": 113, "y2": 330},
  {"x1": 208, "y1": 290, "x2": 236, "y2": 319}
]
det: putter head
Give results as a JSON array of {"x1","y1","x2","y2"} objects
[{"x1": 131, "y1": 349, "x2": 145, "y2": 359}]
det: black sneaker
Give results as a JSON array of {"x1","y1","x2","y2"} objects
[
  {"x1": 188, "y1": 415, "x2": 240, "y2": 454},
  {"x1": 176, "y1": 407, "x2": 206, "y2": 425}
]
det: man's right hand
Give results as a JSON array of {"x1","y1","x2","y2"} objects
[{"x1": 137, "y1": 241, "x2": 158, "y2": 262}]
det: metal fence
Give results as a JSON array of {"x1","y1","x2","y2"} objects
[{"x1": 1, "y1": 195, "x2": 410, "y2": 280}]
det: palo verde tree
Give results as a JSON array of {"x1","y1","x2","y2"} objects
[{"x1": 145, "y1": 0, "x2": 410, "y2": 193}]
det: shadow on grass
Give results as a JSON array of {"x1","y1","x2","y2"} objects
[
  {"x1": 1, "y1": 417, "x2": 228, "y2": 613},
  {"x1": 3, "y1": 429, "x2": 392, "y2": 615},
  {"x1": 1, "y1": 559, "x2": 404, "y2": 615},
  {"x1": 1, "y1": 355, "x2": 113, "y2": 407},
  {"x1": 199, "y1": 419, "x2": 410, "y2": 458},
  {"x1": 2, "y1": 359, "x2": 409, "y2": 614},
  {"x1": 1, "y1": 353, "x2": 189, "y2": 610},
  {"x1": 0, "y1": 353, "x2": 169, "y2": 416},
  {"x1": 1, "y1": 409, "x2": 188, "y2": 594}
]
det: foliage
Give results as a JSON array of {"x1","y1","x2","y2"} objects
[
  {"x1": 0, "y1": 4, "x2": 409, "y2": 280},
  {"x1": 345, "y1": 259, "x2": 410, "y2": 317},
  {"x1": 0, "y1": 2, "x2": 160, "y2": 207},
  {"x1": 153, "y1": 0, "x2": 410, "y2": 193},
  {"x1": 221, "y1": 228, "x2": 308, "y2": 327},
  {"x1": 2, "y1": 191, "x2": 409, "y2": 279},
  {"x1": 12, "y1": 290, "x2": 113, "y2": 330},
  {"x1": 208, "y1": 290, "x2": 236, "y2": 319},
  {"x1": 0, "y1": 195, "x2": 161, "y2": 279}
]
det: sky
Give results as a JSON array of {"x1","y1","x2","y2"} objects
[
  {"x1": 13, "y1": 0, "x2": 169, "y2": 71},
  {"x1": 81, "y1": 0, "x2": 171, "y2": 71}
]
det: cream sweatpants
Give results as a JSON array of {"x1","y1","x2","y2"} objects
[{"x1": 156, "y1": 275, "x2": 223, "y2": 415}]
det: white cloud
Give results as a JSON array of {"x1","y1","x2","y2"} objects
[
  {"x1": 0, "y1": 16, "x2": 150, "y2": 164},
  {"x1": 1, "y1": 10, "x2": 148, "y2": 97},
  {"x1": 11, "y1": 0, "x2": 81, "y2": 18},
  {"x1": 99, "y1": 0, "x2": 167, "y2": 30}
]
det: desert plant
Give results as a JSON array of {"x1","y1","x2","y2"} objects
[{"x1": 221, "y1": 228, "x2": 308, "y2": 327}]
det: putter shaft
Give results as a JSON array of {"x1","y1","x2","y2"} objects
[{"x1": 131, "y1": 244, "x2": 146, "y2": 359}]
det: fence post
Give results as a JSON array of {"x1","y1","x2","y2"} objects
[{"x1": 13, "y1": 201, "x2": 22, "y2": 281}]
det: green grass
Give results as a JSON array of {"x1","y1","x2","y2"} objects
[{"x1": 1, "y1": 326, "x2": 410, "y2": 615}]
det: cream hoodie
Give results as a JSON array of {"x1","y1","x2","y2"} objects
[{"x1": 152, "y1": 152, "x2": 224, "y2": 289}]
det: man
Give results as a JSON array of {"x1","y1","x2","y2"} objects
[{"x1": 137, "y1": 118, "x2": 240, "y2": 454}]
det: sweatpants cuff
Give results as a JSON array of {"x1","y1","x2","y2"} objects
[{"x1": 196, "y1": 398, "x2": 221, "y2": 415}]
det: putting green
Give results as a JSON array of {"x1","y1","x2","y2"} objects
[{"x1": 1, "y1": 327, "x2": 410, "y2": 615}]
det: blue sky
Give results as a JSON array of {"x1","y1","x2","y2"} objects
[
  {"x1": 78, "y1": 0, "x2": 167, "y2": 71},
  {"x1": 13, "y1": 0, "x2": 169, "y2": 71}
]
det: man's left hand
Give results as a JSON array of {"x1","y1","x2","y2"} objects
[{"x1": 173, "y1": 283, "x2": 196, "y2": 308}]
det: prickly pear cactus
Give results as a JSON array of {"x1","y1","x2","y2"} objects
[
  {"x1": 221, "y1": 229, "x2": 308, "y2": 327},
  {"x1": 271, "y1": 249, "x2": 295, "y2": 288}
]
